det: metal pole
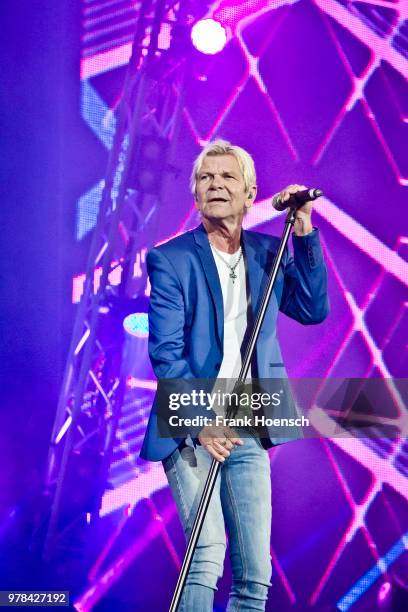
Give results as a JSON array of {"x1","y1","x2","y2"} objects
[{"x1": 169, "y1": 207, "x2": 298, "y2": 611}]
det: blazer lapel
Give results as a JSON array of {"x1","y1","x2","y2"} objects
[
  {"x1": 241, "y1": 230, "x2": 267, "y2": 318},
  {"x1": 193, "y1": 225, "x2": 224, "y2": 345}
]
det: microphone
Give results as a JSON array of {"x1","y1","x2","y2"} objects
[{"x1": 272, "y1": 188, "x2": 323, "y2": 211}]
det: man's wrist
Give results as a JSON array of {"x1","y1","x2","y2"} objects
[{"x1": 294, "y1": 222, "x2": 314, "y2": 236}]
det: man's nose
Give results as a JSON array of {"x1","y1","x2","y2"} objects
[{"x1": 210, "y1": 173, "x2": 224, "y2": 188}]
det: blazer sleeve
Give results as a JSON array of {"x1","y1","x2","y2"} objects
[
  {"x1": 279, "y1": 228, "x2": 329, "y2": 324},
  {"x1": 147, "y1": 247, "x2": 195, "y2": 379}
]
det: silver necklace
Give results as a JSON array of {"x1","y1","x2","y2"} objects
[{"x1": 211, "y1": 243, "x2": 243, "y2": 283}]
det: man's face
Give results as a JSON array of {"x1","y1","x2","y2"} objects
[{"x1": 194, "y1": 154, "x2": 255, "y2": 222}]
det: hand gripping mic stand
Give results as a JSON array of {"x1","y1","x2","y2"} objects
[{"x1": 169, "y1": 206, "x2": 299, "y2": 612}]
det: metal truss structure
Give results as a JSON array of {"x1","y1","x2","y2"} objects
[{"x1": 42, "y1": 0, "x2": 210, "y2": 562}]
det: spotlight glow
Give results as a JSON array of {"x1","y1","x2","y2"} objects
[
  {"x1": 377, "y1": 581, "x2": 392, "y2": 605},
  {"x1": 123, "y1": 312, "x2": 149, "y2": 337},
  {"x1": 191, "y1": 19, "x2": 227, "y2": 55}
]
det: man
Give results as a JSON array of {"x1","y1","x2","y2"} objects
[{"x1": 140, "y1": 140, "x2": 329, "y2": 611}]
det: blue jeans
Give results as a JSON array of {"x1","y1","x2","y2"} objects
[{"x1": 163, "y1": 436, "x2": 272, "y2": 611}]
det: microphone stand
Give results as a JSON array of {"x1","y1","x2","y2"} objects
[{"x1": 169, "y1": 206, "x2": 298, "y2": 612}]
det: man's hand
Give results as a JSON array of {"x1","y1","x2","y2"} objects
[
  {"x1": 198, "y1": 423, "x2": 244, "y2": 462},
  {"x1": 277, "y1": 184, "x2": 314, "y2": 236}
]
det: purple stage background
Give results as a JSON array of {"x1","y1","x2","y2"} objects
[{"x1": 65, "y1": 1, "x2": 408, "y2": 610}]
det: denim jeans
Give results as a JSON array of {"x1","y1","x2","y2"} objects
[{"x1": 163, "y1": 436, "x2": 272, "y2": 611}]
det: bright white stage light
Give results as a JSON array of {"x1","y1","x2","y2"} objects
[
  {"x1": 123, "y1": 312, "x2": 149, "y2": 337},
  {"x1": 191, "y1": 19, "x2": 227, "y2": 55}
]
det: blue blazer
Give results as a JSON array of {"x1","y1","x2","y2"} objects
[{"x1": 140, "y1": 224, "x2": 329, "y2": 461}]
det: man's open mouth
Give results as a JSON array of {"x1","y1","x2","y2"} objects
[{"x1": 208, "y1": 197, "x2": 229, "y2": 203}]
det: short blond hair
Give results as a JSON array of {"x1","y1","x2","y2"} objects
[{"x1": 190, "y1": 139, "x2": 256, "y2": 196}]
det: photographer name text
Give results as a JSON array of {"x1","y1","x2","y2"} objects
[{"x1": 168, "y1": 415, "x2": 310, "y2": 428}]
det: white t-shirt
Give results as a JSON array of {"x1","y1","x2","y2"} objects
[{"x1": 210, "y1": 244, "x2": 251, "y2": 380}]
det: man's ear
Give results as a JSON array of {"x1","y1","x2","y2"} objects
[
  {"x1": 245, "y1": 186, "x2": 257, "y2": 207},
  {"x1": 193, "y1": 191, "x2": 199, "y2": 209}
]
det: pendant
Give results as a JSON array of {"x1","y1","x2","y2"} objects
[{"x1": 229, "y1": 270, "x2": 237, "y2": 283}]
